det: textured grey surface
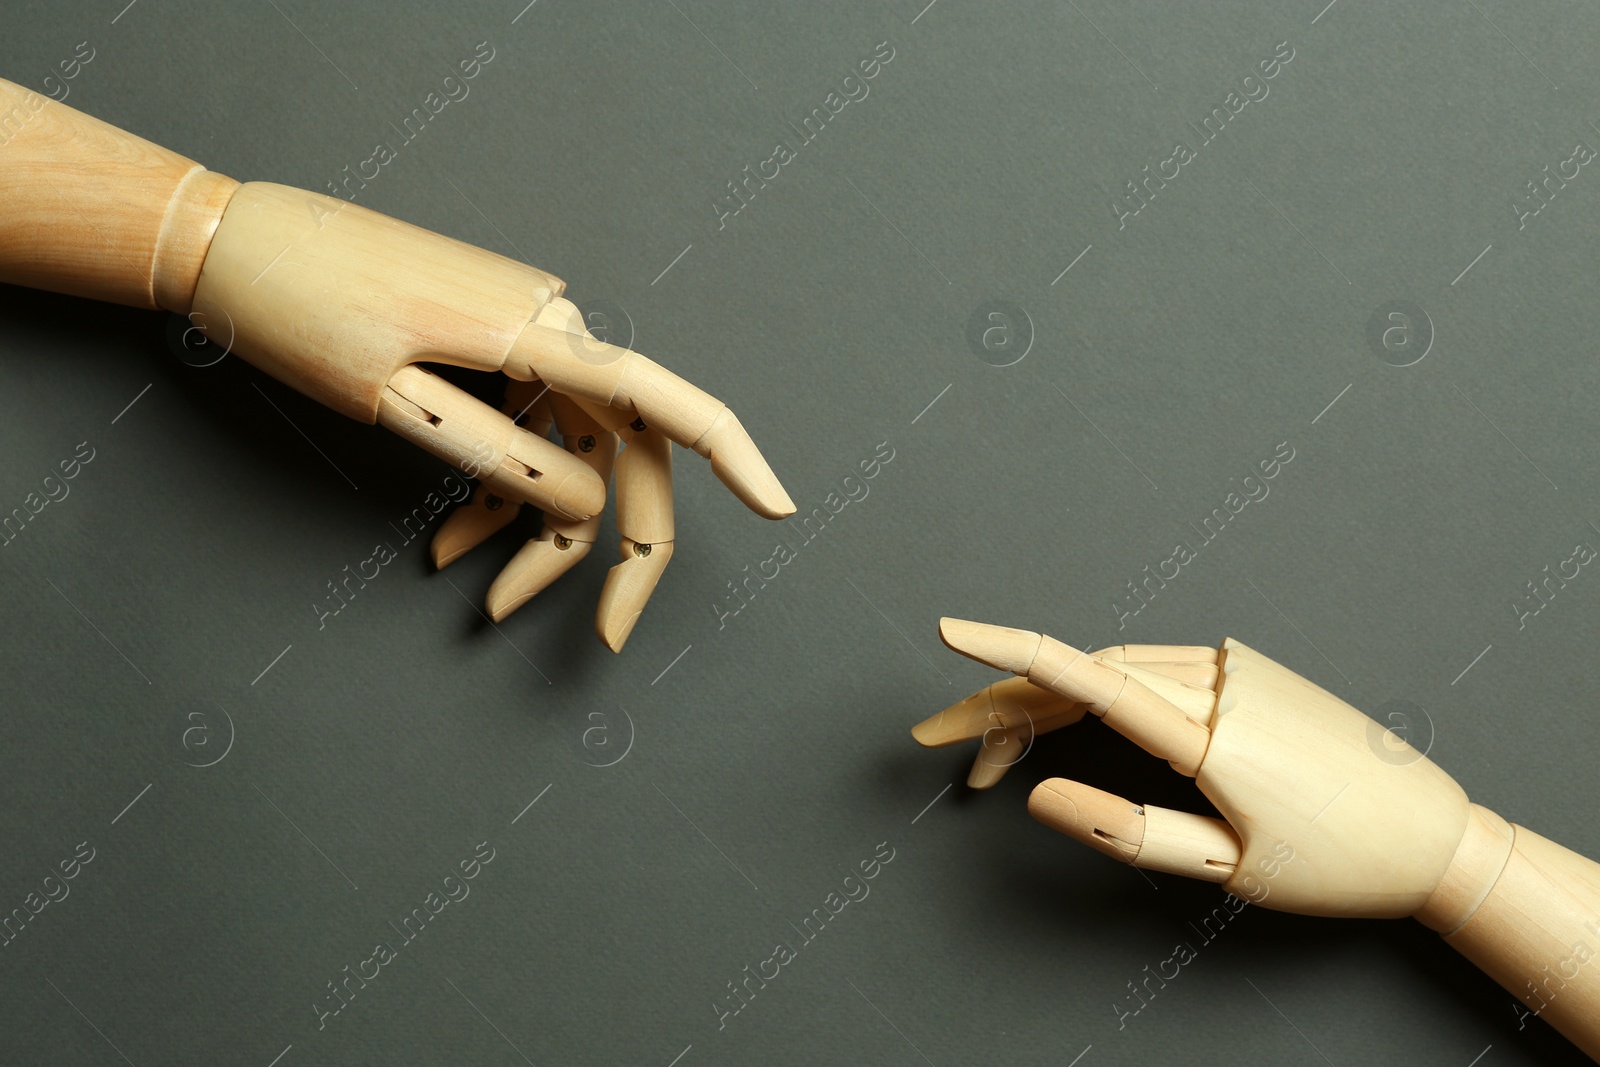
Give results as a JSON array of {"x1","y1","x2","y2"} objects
[{"x1": 2, "y1": 2, "x2": 1597, "y2": 1064}]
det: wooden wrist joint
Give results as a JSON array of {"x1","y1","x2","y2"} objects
[{"x1": 1415, "y1": 803, "x2": 1516, "y2": 934}]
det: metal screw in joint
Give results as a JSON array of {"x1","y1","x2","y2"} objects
[
  {"x1": 630, "y1": 418, "x2": 646, "y2": 432},
  {"x1": 633, "y1": 542, "x2": 652, "y2": 557},
  {"x1": 485, "y1": 494, "x2": 504, "y2": 511},
  {"x1": 578, "y1": 435, "x2": 596, "y2": 453},
  {"x1": 554, "y1": 534, "x2": 572, "y2": 550}
]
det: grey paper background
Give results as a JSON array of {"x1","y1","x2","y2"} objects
[{"x1": 2, "y1": 2, "x2": 1597, "y2": 1064}]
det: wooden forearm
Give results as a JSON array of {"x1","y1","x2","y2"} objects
[
  {"x1": 0, "y1": 76, "x2": 238, "y2": 313},
  {"x1": 1419, "y1": 805, "x2": 1600, "y2": 1057}
]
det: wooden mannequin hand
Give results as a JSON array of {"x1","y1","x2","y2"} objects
[
  {"x1": 914, "y1": 618, "x2": 1600, "y2": 1059},
  {"x1": 0, "y1": 78, "x2": 794, "y2": 651},
  {"x1": 195, "y1": 184, "x2": 795, "y2": 652},
  {"x1": 913, "y1": 618, "x2": 1474, "y2": 917}
]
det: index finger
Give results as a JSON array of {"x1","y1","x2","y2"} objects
[
  {"x1": 938, "y1": 618, "x2": 1212, "y2": 777},
  {"x1": 507, "y1": 300, "x2": 795, "y2": 519}
]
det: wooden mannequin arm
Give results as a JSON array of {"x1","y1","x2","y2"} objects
[
  {"x1": 1419, "y1": 805, "x2": 1600, "y2": 1058},
  {"x1": 925, "y1": 629, "x2": 1600, "y2": 1062},
  {"x1": 0, "y1": 76, "x2": 238, "y2": 313},
  {"x1": 0, "y1": 72, "x2": 792, "y2": 647}
]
